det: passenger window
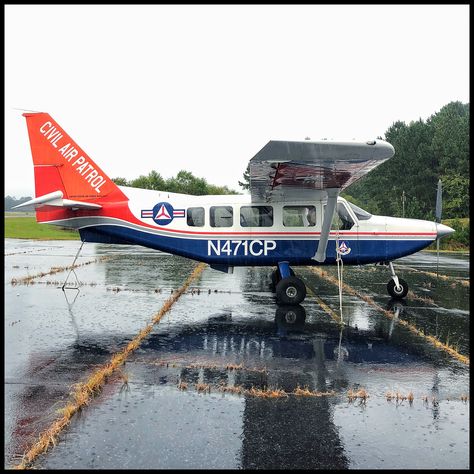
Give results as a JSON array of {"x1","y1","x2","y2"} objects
[
  {"x1": 240, "y1": 206, "x2": 273, "y2": 227},
  {"x1": 210, "y1": 206, "x2": 233, "y2": 227},
  {"x1": 283, "y1": 206, "x2": 316, "y2": 227},
  {"x1": 187, "y1": 207, "x2": 204, "y2": 227}
]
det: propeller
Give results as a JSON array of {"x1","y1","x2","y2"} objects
[{"x1": 435, "y1": 179, "x2": 442, "y2": 277}]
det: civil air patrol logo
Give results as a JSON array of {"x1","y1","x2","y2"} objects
[
  {"x1": 337, "y1": 241, "x2": 351, "y2": 256},
  {"x1": 141, "y1": 202, "x2": 185, "y2": 226}
]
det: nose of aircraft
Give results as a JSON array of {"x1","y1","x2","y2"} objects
[{"x1": 436, "y1": 223, "x2": 455, "y2": 239}]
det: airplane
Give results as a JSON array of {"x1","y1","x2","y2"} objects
[{"x1": 15, "y1": 112, "x2": 455, "y2": 305}]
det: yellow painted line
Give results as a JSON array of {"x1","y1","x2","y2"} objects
[
  {"x1": 304, "y1": 279, "x2": 343, "y2": 324},
  {"x1": 307, "y1": 267, "x2": 469, "y2": 366},
  {"x1": 12, "y1": 262, "x2": 206, "y2": 470},
  {"x1": 314, "y1": 295, "x2": 343, "y2": 324}
]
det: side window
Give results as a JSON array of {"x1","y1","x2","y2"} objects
[
  {"x1": 240, "y1": 206, "x2": 273, "y2": 227},
  {"x1": 187, "y1": 207, "x2": 205, "y2": 227},
  {"x1": 328, "y1": 203, "x2": 355, "y2": 230},
  {"x1": 283, "y1": 206, "x2": 316, "y2": 227},
  {"x1": 210, "y1": 206, "x2": 233, "y2": 227}
]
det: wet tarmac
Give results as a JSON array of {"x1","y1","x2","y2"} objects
[{"x1": 4, "y1": 239, "x2": 470, "y2": 469}]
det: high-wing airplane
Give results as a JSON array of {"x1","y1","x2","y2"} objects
[{"x1": 16, "y1": 112, "x2": 454, "y2": 305}]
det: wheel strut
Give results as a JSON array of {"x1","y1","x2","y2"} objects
[
  {"x1": 278, "y1": 261, "x2": 292, "y2": 279},
  {"x1": 388, "y1": 261, "x2": 401, "y2": 292},
  {"x1": 386, "y1": 261, "x2": 408, "y2": 298}
]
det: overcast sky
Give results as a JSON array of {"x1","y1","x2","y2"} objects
[{"x1": 5, "y1": 4, "x2": 469, "y2": 198}]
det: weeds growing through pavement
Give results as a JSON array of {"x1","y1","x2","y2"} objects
[
  {"x1": 309, "y1": 267, "x2": 469, "y2": 366},
  {"x1": 348, "y1": 388, "x2": 368, "y2": 403},
  {"x1": 12, "y1": 263, "x2": 206, "y2": 470},
  {"x1": 195, "y1": 383, "x2": 211, "y2": 393}
]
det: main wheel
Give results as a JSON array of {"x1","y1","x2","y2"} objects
[
  {"x1": 276, "y1": 276, "x2": 306, "y2": 305},
  {"x1": 387, "y1": 278, "x2": 408, "y2": 299}
]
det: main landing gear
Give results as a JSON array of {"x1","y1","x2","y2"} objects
[
  {"x1": 386, "y1": 261, "x2": 408, "y2": 299},
  {"x1": 270, "y1": 262, "x2": 307, "y2": 305}
]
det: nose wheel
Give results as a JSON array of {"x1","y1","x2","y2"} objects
[{"x1": 387, "y1": 261, "x2": 408, "y2": 298}]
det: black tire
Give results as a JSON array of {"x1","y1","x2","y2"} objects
[
  {"x1": 270, "y1": 267, "x2": 295, "y2": 292},
  {"x1": 275, "y1": 304, "x2": 306, "y2": 327},
  {"x1": 276, "y1": 276, "x2": 306, "y2": 305},
  {"x1": 387, "y1": 278, "x2": 408, "y2": 299}
]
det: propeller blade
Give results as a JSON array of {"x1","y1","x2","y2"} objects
[{"x1": 435, "y1": 179, "x2": 442, "y2": 223}]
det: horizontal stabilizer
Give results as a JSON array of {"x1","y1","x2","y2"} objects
[{"x1": 12, "y1": 190, "x2": 102, "y2": 210}]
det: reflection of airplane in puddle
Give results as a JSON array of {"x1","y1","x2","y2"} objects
[
  {"x1": 136, "y1": 309, "x2": 441, "y2": 468},
  {"x1": 8, "y1": 300, "x2": 442, "y2": 469},
  {"x1": 17, "y1": 113, "x2": 454, "y2": 306},
  {"x1": 138, "y1": 308, "x2": 435, "y2": 379}
]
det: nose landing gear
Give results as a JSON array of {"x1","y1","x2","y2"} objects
[{"x1": 387, "y1": 261, "x2": 408, "y2": 298}]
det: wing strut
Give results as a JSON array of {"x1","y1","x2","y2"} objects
[{"x1": 313, "y1": 188, "x2": 339, "y2": 262}]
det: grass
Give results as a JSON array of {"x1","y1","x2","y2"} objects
[
  {"x1": 5, "y1": 216, "x2": 80, "y2": 240},
  {"x1": 444, "y1": 217, "x2": 469, "y2": 227},
  {"x1": 348, "y1": 388, "x2": 369, "y2": 402}
]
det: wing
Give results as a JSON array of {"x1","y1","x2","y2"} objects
[{"x1": 249, "y1": 139, "x2": 395, "y2": 202}]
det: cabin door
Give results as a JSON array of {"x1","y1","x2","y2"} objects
[{"x1": 330, "y1": 202, "x2": 359, "y2": 263}]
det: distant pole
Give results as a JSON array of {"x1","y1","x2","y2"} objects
[
  {"x1": 435, "y1": 179, "x2": 443, "y2": 278},
  {"x1": 402, "y1": 191, "x2": 405, "y2": 218}
]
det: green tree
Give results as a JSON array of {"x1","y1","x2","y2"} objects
[
  {"x1": 238, "y1": 164, "x2": 250, "y2": 190},
  {"x1": 113, "y1": 169, "x2": 238, "y2": 195},
  {"x1": 442, "y1": 173, "x2": 469, "y2": 218},
  {"x1": 168, "y1": 170, "x2": 208, "y2": 195},
  {"x1": 112, "y1": 177, "x2": 129, "y2": 186},
  {"x1": 346, "y1": 102, "x2": 469, "y2": 220}
]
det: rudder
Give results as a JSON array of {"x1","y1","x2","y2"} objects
[{"x1": 23, "y1": 112, "x2": 127, "y2": 204}]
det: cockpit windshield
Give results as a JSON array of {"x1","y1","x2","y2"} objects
[
  {"x1": 346, "y1": 202, "x2": 372, "y2": 220},
  {"x1": 325, "y1": 199, "x2": 373, "y2": 230}
]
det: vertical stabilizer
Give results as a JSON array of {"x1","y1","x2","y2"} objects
[{"x1": 23, "y1": 112, "x2": 127, "y2": 204}]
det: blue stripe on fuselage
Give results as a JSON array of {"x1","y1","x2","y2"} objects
[{"x1": 79, "y1": 225, "x2": 433, "y2": 266}]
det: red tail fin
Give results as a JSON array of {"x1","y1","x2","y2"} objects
[{"x1": 23, "y1": 112, "x2": 127, "y2": 204}]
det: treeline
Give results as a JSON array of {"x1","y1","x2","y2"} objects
[
  {"x1": 343, "y1": 101, "x2": 469, "y2": 220},
  {"x1": 5, "y1": 195, "x2": 33, "y2": 211},
  {"x1": 112, "y1": 170, "x2": 238, "y2": 196},
  {"x1": 437, "y1": 218, "x2": 469, "y2": 249}
]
